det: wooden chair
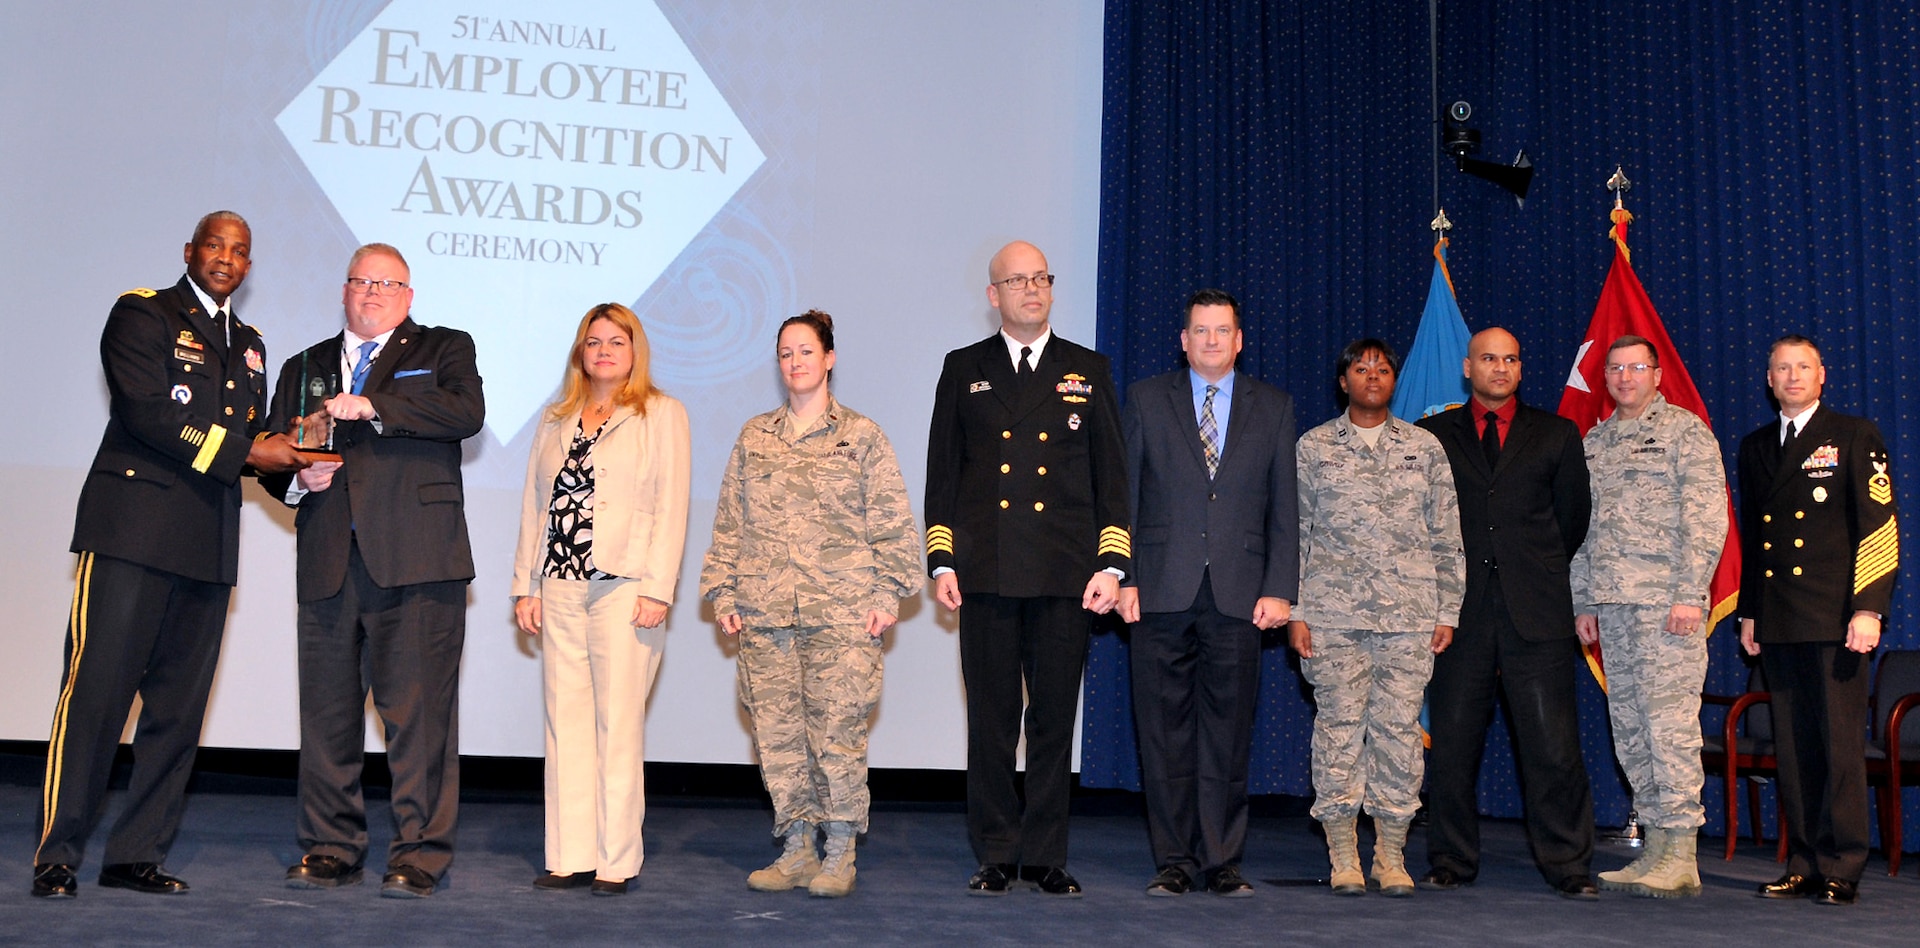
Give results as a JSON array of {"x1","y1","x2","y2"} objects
[
  {"x1": 1700, "y1": 667, "x2": 1787, "y2": 861},
  {"x1": 1867, "y1": 649, "x2": 1920, "y2": 875}
]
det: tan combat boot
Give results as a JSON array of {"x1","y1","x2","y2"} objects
[
  {"x1": 1632, "y1": 828, "x2": 1701, "y2": 898},
  {"x1": 1370, "y1": 815, "x2": 1416, "y2": 897},
  {"x1": 807, "y1": 821, "x2": 857, "y2": 897},
  {"x1": 747, "y1": 820, "x2": 819, "y2": 891},
  {"x1": 1324, "y1": 817, "x2": 1365, "y2": 895},
  {"x1": 1598, "y1": 825, "x2": 1668, "y2": 891}
]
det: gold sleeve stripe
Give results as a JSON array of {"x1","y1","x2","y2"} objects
[
  {"x1": 927, "y1": 525, "x2": 954, "y2": 555},
  {"x1": 178, "y1": 425, "x2": 206, "y2": 448},
  {"x1": 1854, "y1": 515, "x2": 1899, "y2": 594},
  {"x1": 41, "y1": 552, "x2": 94, "y2": 851},
  {"x1": 191, "y1": 423, "x2": 228, "y2": 473},
  {"x1": 1098, "y1": 525, "x2": 1132, "y2": 557}
]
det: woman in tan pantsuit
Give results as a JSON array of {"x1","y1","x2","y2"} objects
[{"x1": 512, "y1": 303, "x2": 691, "y2": 896}]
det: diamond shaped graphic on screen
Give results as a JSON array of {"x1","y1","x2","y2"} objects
[{"x1": 276, "y1": 0, "x2": 765, "y2": 439}]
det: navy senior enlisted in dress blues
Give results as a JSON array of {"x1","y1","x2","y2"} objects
[
  {"x1": 1738, "y1": 334, "x2": 1899, "y2": 907},
  {"x1": 33, "y1": 212, "x2": 310, "y2": 900},
  {"x1": 926, "y1": 240, "x2": 1131, "y2": 898}
]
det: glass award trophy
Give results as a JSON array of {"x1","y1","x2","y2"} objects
[{"x1": 292, "y1": 351, "x2": 343, "y2": 462}]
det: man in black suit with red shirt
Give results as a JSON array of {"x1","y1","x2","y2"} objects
[
  {"x1": 1416, "y1": 327, "x2": 1598, "y2": 899},
  {"x1": 1738, "y1": 334, "x2": 1899, "y2": 907}
]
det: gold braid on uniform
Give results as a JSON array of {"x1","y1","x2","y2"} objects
[
  {"x1": 926, "y1": 524, "x2": 954, "y2": 556},
  {"x1": 1098, "y1": 525, "x2": 1131, "y2": 558},
  {"x1": 1854, "y1": 515, "x2": 1898, "y2": 595}
]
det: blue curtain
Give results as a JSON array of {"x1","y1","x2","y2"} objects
[{"x1": 1085, "y1": 0, "x2": 1920, "y2": 842}]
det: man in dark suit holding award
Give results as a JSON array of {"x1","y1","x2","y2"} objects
[
  {"x1": 1416, "y1": 327, "x2": 1598, "y2": 899},
  {"x1": 33, "y1": 211, "x2": 310, "y2": 899},
  {"x1": 1738, "y1": 334, "x2": 1898, "y2": 907},
  {"x1": 926, "y1": 240, "x2": 1131, "y2": 897},
  {"x1": 1116, "y1": 288, "x2": 1296, "y2": 897},
  {"x1": 260, "y1": 243, "x2": 485, "y2": 899}
]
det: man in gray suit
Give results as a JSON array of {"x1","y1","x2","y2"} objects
[{"x1": 1117, "y1": 289, "x2": 1298, "y2": 897}]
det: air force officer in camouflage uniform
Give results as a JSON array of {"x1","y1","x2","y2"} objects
[
  {"x1": 1289, "y1": 339, "x2": 1463, "y2": 897},
  {"x1": 703, "y1": 310, "x2": 923, "y2": 898},
  {"x1": 1571, "y1": 336, "x2": 1727, "y2": 899}
]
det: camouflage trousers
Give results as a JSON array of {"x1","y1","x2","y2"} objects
[
  {"x1": 737, "y1": 622, "x2": 883, "y2": 835},
  {"x1": 1594, "y1": 602, "x2": 1707, "y2": 829},
  {"x1": 1303, "y1": 628, "x2": 1433, "y2": 822}
]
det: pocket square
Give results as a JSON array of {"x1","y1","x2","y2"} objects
[{"x1": 393, "y1": 368, "x2": 433, "y2": 378}]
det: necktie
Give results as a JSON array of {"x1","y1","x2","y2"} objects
[
  {"x1": 215, "y1": 308, "x2": 230, "y2": 349},
  {"x1": 1017, "y1": 345, "x2": 1033, "y2": 377},
  {"x1": 1784, "y1": 420, "x2": 1799, "y2": 447},
  {"x1": 1481, "y1": 410, "x2": 1502, "y2": 469},
  {"x1": 350, "y1": 340, "x2": 379, "y2": 395},
  {"x1": 1199, "y1": 384, "x2": 1221, "y2": 478}
]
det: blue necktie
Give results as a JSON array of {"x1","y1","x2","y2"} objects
[{"x1": 349, "y1": 340, "x2": 378, "y2": 395}]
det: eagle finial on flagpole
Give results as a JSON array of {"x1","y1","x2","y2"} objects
[
  {"x1": 1605, "y1": 167, "x2": 1634, "y2": 259},
  {"x1": 1606, "y1": 166, "x2": 1632, "y2": 210},
  {"x1": 1430, "y1": 207, "x2": 1453, "y2": 239}
]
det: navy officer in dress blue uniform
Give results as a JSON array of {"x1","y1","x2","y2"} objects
[
  {"x1": 1738, "y1": 334, "x2": 1899, "y2": 907},
  {"x1": 33, "y1": 211, "x2": 310, "y2": 899},
  {"x1": 926, "y1": 240, "x2": 1131, "y2": 897}
]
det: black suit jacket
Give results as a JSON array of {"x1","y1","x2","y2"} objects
[
  {"x1": 1737, "y1": 405, "x2": 1898, "y2": 643},
  {"x1": 1420, "y1": 400, "x2": 1591, "y2": 641},
  {"x1": 1121, "y1": 369, "x2": 1298, "y2": 620},
  {"x1": 71, "y1": 276, "x2": 271, "y2": 585},
  {"x1": 261, "y1": 318, "x2": 485, "y2": 602},
  {"x1": 925, "y1": 333, "x2": 1130, "y2": 597}
]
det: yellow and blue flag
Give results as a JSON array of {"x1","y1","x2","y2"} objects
[{"x1": 1390, "y1": 236, "x2": 1472, "y2": 420}]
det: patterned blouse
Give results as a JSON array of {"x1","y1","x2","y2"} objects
[{"x1": 542, "y1": 419, "x2": 615, "y2": 580}]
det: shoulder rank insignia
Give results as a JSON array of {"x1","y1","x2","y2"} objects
[
  {"x1": 1802, "y1": 444, "x2": 1839, "y2": 470},
  {"x1": 123, "y1": 287, "x2": 157, "y2": 298}
]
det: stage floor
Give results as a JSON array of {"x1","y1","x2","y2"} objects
[{"x1": 5, "y1": 780, "x2": 1916, "y2": 946}]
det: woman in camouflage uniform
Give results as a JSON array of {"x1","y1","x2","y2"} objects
[
  {"x1": 701, "y1": 310, "x2": 924, "y2": 898},
  {"x1": 1289, "y1": 339, "x2": 1464, "y2": 897}
]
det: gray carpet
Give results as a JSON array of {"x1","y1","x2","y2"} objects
[{"x1": 5, "y1": 782, "x2": 1917, "y2": 946}]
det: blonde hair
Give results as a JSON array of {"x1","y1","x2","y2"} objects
[{"x1": 547, "y1": 302, "x2": 659, "y2": 421}]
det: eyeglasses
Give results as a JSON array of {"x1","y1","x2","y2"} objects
[
  {"x1": 1603, "y1": 362, "x2": 1655, "y2": 376},
  {"x1": 995, "y1": 273, "x2": 1056, "y2": 291},
  {"x1": 346, "y1": 277, "x2": 409, "y2": 295}
]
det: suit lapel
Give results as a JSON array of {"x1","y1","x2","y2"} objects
[
  {"x1": 977, "y1": 339, "x2": 1020, "y2": 415},
  {"x1": 1003, "y1": 338, "x2": 1059, "y2": 424},
  {"x1": 1215, "y1": 373, "x2": 1253, "y2": 473},
  {"x1": 1451, "y1": 406, "x2": 1493, "y2": 479},
  {"x1": 360, "y1": 317, "x2": 418, "y2": 393},
  {"x1": 1166, "y1": 376, "x2": 1209, "y2": 474},
  {"x1": 1493, "y1": 407, "x2": 1533, "y2": 479}
]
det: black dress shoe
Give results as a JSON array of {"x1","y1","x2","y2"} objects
[
  {"x1": 1417, "y1": 867, "x2": 1471, "y2": 890},
  {"x1": 590, "y1": 876, "x2": 633, "y2": 896},
  {"x1": 1146, "y1": 865, "x2": 1192, "y2": 897},
  {"x1": 1206, "y1": 866, "x2": 1255, "y2": 898},
  {"x1": 534, "y1": 870, "x2": 596, "y2": 890},
  {"x1": 380, "y1": 864, "x2": 436, "y2": 899},
  {"x1": 98, "y1": 862, "x2": 189, "y2": 894},
  {"x1": 1812, "y1": 878, "x2": 1858, "y2": 906},
  {"x1": 1553, "y1": 875, "x2": 1600, "y2": 901},
  {"x1": 31, "y1": 864, "x2": 78, "y2": 899},
  {"x1": 1756, "y1": 872, "x2": 1821, "y2": 899},
  {"x1": 286, "y1": 854, "x2": 364, "y2": 889},
  {"x1": 1020, "y1": 865, "x2": 1084, "y2": 897},
  {"x1": 967, "y1": 863, "x2": 1016, "y2": 896}
]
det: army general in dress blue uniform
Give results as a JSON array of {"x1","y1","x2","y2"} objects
[{"x1": 32, "y1": 212, "x2": 309, "y2": 900}]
